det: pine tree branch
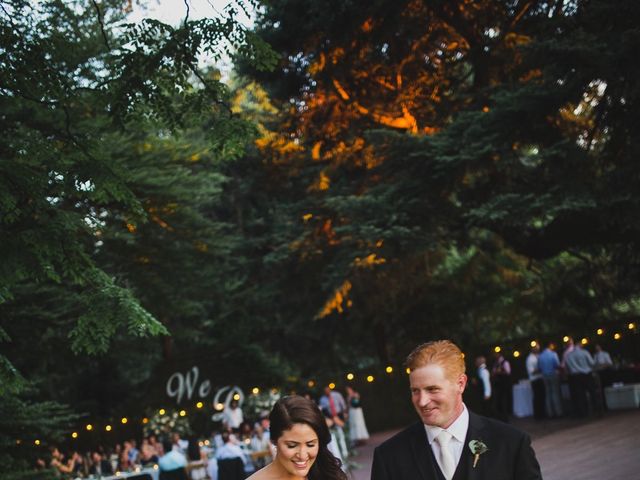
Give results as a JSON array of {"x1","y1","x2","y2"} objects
[{"x1": 91, "y1": 0, "x2": 111, "y2": 50}]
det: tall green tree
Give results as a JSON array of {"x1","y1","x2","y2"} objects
[
  {"x1": 0, "y1": 0, "x2": 275, "y2": 476},
  {"x1": 248, "y1": 0, "x2": 640, "y2": 362}
]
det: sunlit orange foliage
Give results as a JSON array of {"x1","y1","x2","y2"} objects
[{"x1": 316, "y1": 280, "x2": 352, "y2": 319}]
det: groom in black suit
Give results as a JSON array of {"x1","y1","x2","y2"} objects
[{"x1": 372, "y1": 340, "x2": 542, "y2": 480}]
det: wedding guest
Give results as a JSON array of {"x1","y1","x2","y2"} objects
[
  {"x1": 561, "y1": 337, "x2": 575, "y2": 372},
  {"x1": 565, "y1": 343, "x2": 600, "y2": 417},
  {"x1": 140, "y1": 438, "x2": 160, "y2": 466},
  {"x1": 173, "y1": 432, "x2": 189, "y2": 453},
  {"x1": 224, "y1": 399, "x2": 244, "y2": 431},
  {"x1": 593, "y1": 343, "x2": 614, "y2": 410},
  {"x1": 89, "y1": 450, "x2": 114, "y2": 476},
  {"x1": 186, "y1": 436, "x2": 208, "y2": 480},
  {"x1": 159, "y1": 437, "x2": 187, "y2": 473},
  {"x1": 345, "y1": 386, "x2": 370, "y2": 446},
  {"x1": 593, "y1": 344, "x2": 613, "y2": 370},
  {"x1": 71, "y1": 451, "x2": 89, "y2": 477},
  {"x1": 526, "y1": 344, "x2": 546, "y2": 419},
  {"x1": 474, "y1": 356, "x2": 493, "y2": 418},
  {"x1": 216, "y1": 430, "x2": 252, "y2": 477},
  {"x1": 148, "y1": 434, "x2": 163, "y2": 457},
  {"x1": 538, "y1": 342, "x2": 563, "y2": 418},
  {"x1": 491, "y1": 351, "x2": 512, "y2": 423},
  {"x1": 247, "y1": 395, "x2": 347, "y2": 480},
  {"x1": 49, "y1": 446, "x2": 75, "y2": 475},
  {"x1": 319, "y1": 386, "x2": 349, "y2": 459},
  {"x1": 125, "y1": 439, "x2": 140, "y2": 466},
  {"x1": 250, "y1": 424, "x2": 273, "y2": 469}
]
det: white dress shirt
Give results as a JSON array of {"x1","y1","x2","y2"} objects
[
  {"x1": 424, "y1": 404, "x2": 469, "y2": 475},
  {"x1": 526, "y1": 353, "x2": 542, "y2": 381},
  {"x1": 478, "y1": 364, "x2": 491, "y2": 398}
]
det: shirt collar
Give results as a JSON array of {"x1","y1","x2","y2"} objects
[{"x1": 424, "y1": 404, "x2": 469, "y2": 445}]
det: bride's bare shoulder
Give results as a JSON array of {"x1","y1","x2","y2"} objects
[{"x1": 246, "y1": 465, "x2": 280, "y2": 480}]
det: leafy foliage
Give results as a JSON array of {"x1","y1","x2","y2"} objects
[{"x1": 247, "y1": 0, "x2": 640, "y2": 362}]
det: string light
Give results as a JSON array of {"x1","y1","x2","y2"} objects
[
  {"x1": 513, "y1": 351, "x2": 520, "y2": 358},
  {"x1": 597, "y1": 328, "x2": 604, "y2": 335},
  {"x1": 142, "y1": 418, "x2": 149, "y2": 424},
  {"x1": 233, "y1": 393, "x2": 240, "y2": 401},
  {"x1": 105, "y1": 425, "x2": 112, "y2": 432},
  {"x1": 34, "y1": 440, "x2": 40, "y2": 446},
  {"x1": 614, "y1": 333, "x2": 621, "y2": 340},
  {"x1": 530, "y1": 340, "x2": 537, "y2": 347},
  {"x1": 629, "y1": 323, "x2": 636, "y2": 330},
  {"x1": 366, "y1": 375, "x2": 374, "y2": 383},
  {"x1": 121, "y1": 417, "x2": 128, "y2": 424},
  {"x1": 494, "y1": 346, "x2": 501, "y2": 353},
  {"x1": 158, "y1": 409, "x2": 165, "y2": 415},
  {"x1": 563, "y1": 336, "x2": 570, "y2": 342},
  {"x1": 72, "y1": 432, "x2": 78, "y2": 439},
  {"x1": 346, "y1": 373, "x2": 354, "y2": 380},
  {"x1": 86, "y1": 424, "x2": 93, "y2": 431},
  {"x1": 215, "y1": 403, "x2": 224, "y2": 411},
  {"x1": 406, "y1": 368, "x2": 411, "y2": 374},
  {"x1": 328, "y1": 383, "x2": 336, "y2": 390},
  {"x1": 196, "y1": 402, "x2": 204, "y2": 409},
  {"x1": 385, "y1": 366, "x2": 393, "y2": 373},
  {"x1": 251, "y1": 388, "x2": 259, "y2": 395},
  {"x1": 179, "y1": 410, "x2": 186, "y2": 417},
  {"x1": 580, "y1": 338, "x2": 588, "y2": 345},
  {"x1": 307, "y1": 380, "x2": 315, "y2": 388}
]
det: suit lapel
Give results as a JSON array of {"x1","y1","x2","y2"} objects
[
  {"x1": 455, "y1": 412, "x2": 489, "y2": 480},
  {"x1": 409, "y1": 422, "x2": 440, "y2": 480}
]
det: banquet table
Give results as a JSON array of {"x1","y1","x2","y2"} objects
[
  {"x1": 604, "y1": 382, "x2": 640, "y2": 410},
  {"x1": 101, "y1": 466, "x2": 159, "y2": 480},
  {"x1": 512, "y1": 380, "x2": 534, "y2": 418}
]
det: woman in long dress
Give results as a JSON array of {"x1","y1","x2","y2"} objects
[
  {"x1": 247, "y1": 395, "x2": 347, "y2": 480},
  {"x1": 345, "y1": 386, "x2": 369, "y2": 446}
]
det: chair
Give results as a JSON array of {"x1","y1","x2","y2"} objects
[
  {"x1": 217, "y1": 457, "x2": 245, "y2": 480},
  {"x1": 159, "y1": 467, "x2": 189, "y2": 480}
]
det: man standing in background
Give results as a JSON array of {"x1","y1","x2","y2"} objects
[{"x1": 527, "y1": 344, "x2": 546, "y2": 419}]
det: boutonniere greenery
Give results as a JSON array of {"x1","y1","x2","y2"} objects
[{"x1": 468, "y1": 439, "x2": 489, "y2": 468}]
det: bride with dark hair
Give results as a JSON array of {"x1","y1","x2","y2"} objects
[{"x1": 247, "y1": 395, "x2": 347, "y2": 480}]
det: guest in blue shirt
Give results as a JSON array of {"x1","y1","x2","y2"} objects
[
  {"x1": 158, "y1": 437, "x2": 187, "y2": 473},
  {"x1": 538, "y1": 343, "x2": 563, "y2": 418}
]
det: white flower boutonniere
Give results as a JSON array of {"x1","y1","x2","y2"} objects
[{"x1": 468, "y1": 439, "x2": 489, "y2": 468}]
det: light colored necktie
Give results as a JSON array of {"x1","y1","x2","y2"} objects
[{"x1": 435, "y1": 430, "x2": 456, "y2": 480}]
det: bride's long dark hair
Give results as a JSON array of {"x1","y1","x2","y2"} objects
[{"x1": 269, "y1": 395, "x2": 347, "y2": 480}]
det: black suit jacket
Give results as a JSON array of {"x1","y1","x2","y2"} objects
[{"x1": 371, "y1": 411, "x2": 542, "y2": 480}]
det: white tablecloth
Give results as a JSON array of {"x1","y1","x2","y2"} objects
[
  {"x1": 102, "y1": 467, "x2": 159, "y2": 480},
  {"x1": 605, "y1": 383, "x2": 640, "y2": 409},
  {"x1": 512, "y1": 381, "x2": 534, "y2": 418}
]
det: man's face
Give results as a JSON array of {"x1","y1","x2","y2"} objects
[{"x1": 410, "y1": 363, "x2": 466, "y2": 429}]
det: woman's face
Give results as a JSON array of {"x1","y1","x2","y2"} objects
[{"x1": 275, "y1": 423, "x2": 319, "y2": 478}]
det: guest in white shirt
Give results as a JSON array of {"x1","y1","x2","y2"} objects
[
  {"x1": 474, "y1": 356, "x2": 493, "y2": 419},
  {"x1": 216, "y1": 431, "x2": 252, "y2": 476},
  {"x1": 223, "y1": 400, "x2": 244, "y2": 431},
  {"x1": 526, "y1": 345, "x2": 546, "y2": 419},
  {"x1": 593, "y1": 344, "x2": 613, "y2": 370}
]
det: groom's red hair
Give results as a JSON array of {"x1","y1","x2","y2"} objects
[{"x1": 405, "y1": 340, "x2": 466, "y2": 380}]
